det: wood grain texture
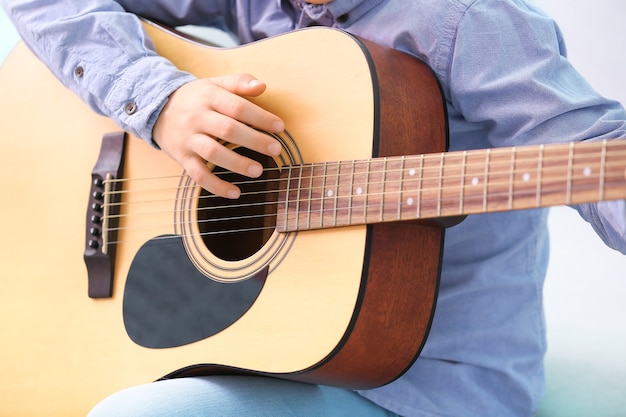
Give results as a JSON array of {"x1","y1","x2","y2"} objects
[{"x1": 0, "y1": 25, "x2": 444, "y2": 416}]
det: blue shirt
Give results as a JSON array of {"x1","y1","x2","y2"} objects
[{"x1": 4, "y1": 0, "x2": 626, "y2": 415}]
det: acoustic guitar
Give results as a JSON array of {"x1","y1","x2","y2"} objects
[{"x1": 1, "y1": 21, "x2": 625, "y2": 416}]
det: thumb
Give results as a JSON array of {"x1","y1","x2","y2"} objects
[{"x1": 209, "y1": 73, "x2": 267, "y2": 97}]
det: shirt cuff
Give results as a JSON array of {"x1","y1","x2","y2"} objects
[
  {"x1": 575, "y1": 200, "x2": 626, "y2": 254},
  {"x1": 104, "y1": 55, "x2": 197, "y2": 142}
]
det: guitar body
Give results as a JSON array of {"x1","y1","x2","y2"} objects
[{"x1": 0, "y1": 24, "x2": 447, "y2": 416}]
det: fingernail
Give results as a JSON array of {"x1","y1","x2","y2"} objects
[
  {"x1": 227, "y1": 189, "x2": 240, "y2": 199},
  {"x1": 249, "y1": 79, "x2": 262, "y2": 87},
  {"x1": 248, "y1": 164, "x2": 263, "y2": 177},
  {"x1": 273, "y1": 120, "x2": 284, "y2": 132},
  {"x1": 268, "y1": 142, "x2": 282, "y2": 156}
]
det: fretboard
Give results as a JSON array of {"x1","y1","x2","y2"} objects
[{"x1": 276, "y1": 140, "x2": 626, "y2": 232}]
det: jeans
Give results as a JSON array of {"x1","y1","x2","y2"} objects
[{"x1": 87, "y1": 375, "x2": 400, "y2": 416}]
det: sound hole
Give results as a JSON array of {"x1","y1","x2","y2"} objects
[{"x1": 198, "y1": 148, "x2": 279, "y2": 261}]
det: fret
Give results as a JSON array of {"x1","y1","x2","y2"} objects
[
  {"x1": 398, "y1": 156, "x2": 406, "y2": 220},
  {"x1": 508, "y1": 147, "x2": 516, "y2": 210},
  {"x1": 599, "y1": 139, "x2": 607, "y2": 201},
  {"x1": 417, "y1": 154, "x2": 424, "y2": 219},
  {"x1": 295, "y1": 165, "x2": 313, "y2": 230},
  {"x1": 419, "y1": 154, "x2": 441, "y2": 217},
  {"x1": 400, "y1": 155, "x2": 421, "y2": 221},
  {"x1": 440, "y1": 151, "x2": 465, "y2": 217},
  {"x1": 541, "y1": 143, "x2": 571, "y2": 207},
  {"x1": 602, "y1": 140, "x2": 626, "y2": 201},
  {"x1": 485, "y1": 148, "x2": 516, "y2": 212},
  {"x1": 283, "y1": 165, "x2": 292, "y2": 231},
  {"x1": 511, "y1": 147, "x2": 539, "y2": 210},
  {"x1": 348, "y1": 160, "x2": 356, "y2": 226},
  {"x1": 306, "y1": 164, "x2": 315, "y2": 230},
  {"x1": 289, "y1": 164, "x2": 300, "y2": 230},
  {"x1": 291, "y1": 165, "x2": 313, "y2": 230},
  {"x1": 364, "y1": 159, "x2": 372, "y2": 223},
  {"x1": 290, "y1": 165, "x2": 299, "y2": 230},
  {"x1": 334, "y1": 160, "x2": 353, "y2": 227},
  {"x1": 557, "y1": 140, "x2": 619, "y2": 206},
  {"x1": 332, "y1": 162, "x2": 340, "y2": 227},
  {"x1": 536, "y1": 144, "x2": 545, "y2": 207},
  {"x1": 460, "y1": 151, "x2": 467, "y2": 214},
  {"x1": 462, "y1": 150, "x2": 486, "y2": 213},
  {"x1": 363, "y1": 159, "x2": 380, "y2": 222},
  {"x1": 381, "y1": 157, "x2": 404, "y2": 222},
  {"x1": 320, "y1": 162, "x2": 329, "y2": 228},
  {"x1": 367, "y1": 158, "x2": 385, "y2": 221},
  {"x1": 566, "y1": 142, "x2": 574, "y2": 204},
  {"x1": 570, "y1": 143, "x2": 596, "y2": 205},
  {"x1": 482, "y1": 149, "x2": 490, "y2": 212},
  {"x1": 380, "y1": 157, "x2": 388, "y2": 222},
  {"x1": 437, "y1": 153, "x2": 444, "y2": 217},
  {"x1": 307, "y1": 164, "x2": 324, "y2": 229},
  {"x1": 349, "y1": 160, "x2": 368, "y2": 224}
]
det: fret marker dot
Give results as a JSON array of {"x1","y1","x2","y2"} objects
[
  {"x1": 356, "y1": 187, "x2": 363, "y2": 195},
  {"x1": 583, "y1": 167, "x2": 592, "y2": 177},
  {"x1": 471, "y1": 177, "x2": 479, "y2": 186},
  {"x1": 407, "y1": 197, "x2": 414, "y2": 206},
  {"x1": 523, "y1": 173, "x2": 531, "y2": 182},
  {"x1": 409, "y1": 169, "x2": 416, "y2": 177},
  {"x1": 327, "y1": 190, "x2": 334, "y2": 198}
]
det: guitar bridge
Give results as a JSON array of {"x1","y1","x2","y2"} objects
[{"x1": 83, "y1": 132, "x2": 126, "y2": 298}]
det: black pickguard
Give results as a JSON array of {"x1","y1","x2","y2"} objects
[{"x1": 123, "y1": 235, "x2": 266, "y2": 349}]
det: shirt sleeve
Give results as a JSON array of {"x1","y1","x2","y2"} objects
[
  {"x1": 1, "y1": 0, "x2": 206, "y2": 142},
  {"x1": 447, "y1": 0, "x2": 626, "y2": 254}
]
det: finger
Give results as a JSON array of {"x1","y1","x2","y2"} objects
[
  {"x1": 209, "y1": 76, "x2": 285, "y2": 133},
  {"x1": 210, "y1": 73, "x2": 267, "y2": 97},
  {"x1": 203, "y1": 111, "x2": 282, "y2": 157},
  {"x1": 182, "y1": 154, "x2": 241, "y2": 199},
  {"x1": 189, "y1": 133, "x2": 264, "y2": 178}
]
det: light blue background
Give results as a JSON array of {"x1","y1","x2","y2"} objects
[
  {"x1": 1, "y1": 2, "x2": 625, "y2": 416},
  {"x1": 1, "y1": 9, "x2": 19, "y2": 61}
]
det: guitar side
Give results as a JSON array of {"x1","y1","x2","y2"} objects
[{"x1": 0, "y1": 25, "x2": 446, "y2": 416}]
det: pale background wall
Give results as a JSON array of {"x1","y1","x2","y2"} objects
[
  {"x1": 524, "y1": 1, "x2": 626, "y2": 414},
  {"x1": 1, "y1": 1, "x2": 625, "y2": 414}
]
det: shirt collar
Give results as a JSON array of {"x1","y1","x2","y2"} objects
[{"x1": 279, "y1": 0, "x2": 383, "y2": 25}]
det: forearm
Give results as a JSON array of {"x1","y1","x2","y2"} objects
[
  {"x1": 447, "y1": 0, "x2": 626, "y2": 253},
  {"x1": 2, "y1": 0, "x2": 196, "y2": 141}
]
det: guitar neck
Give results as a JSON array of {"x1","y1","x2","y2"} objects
[{"x1": 276, "y1": 139, "x2": 626, "y2": 232}]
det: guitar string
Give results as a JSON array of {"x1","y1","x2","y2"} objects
[
  {"x1": 104, "y1": 160, "x2": 626, "y2": 221},
  {"x1": 94, "y1": 142, "x2": 626, "y2": 235},
  {"x1": 100, "y1": 158, "x2": 626, "y2": 241},
  {"x1": 101, "y1": 154, "x2": 626, "y2": 216},
  {"x1": 105, "y1": 165, "x2": 622, "y2": 245},
  {"x1": 100, "y1": 147, "x2": 626, "y2": 214},
  {"x1": 102, "y1": 140, "x2": 624, "y2": 184},
  {"x1": 106, "y1": 224, "x2": 280, "y2": 246},
  {"x1": 91, "y1": 142, "x2": 626, "y2": 245},
  {"x1": 110, "y1": 167, "x2": 622, "y2": 222},
  {"x1": 101, "y1": 145, "x2": 626, "y2": 207},
  {"x1": 106, "y1": 161, "x2": 626, "y2": 246}
]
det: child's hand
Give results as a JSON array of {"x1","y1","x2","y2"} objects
[{"x1": 153, "y1": 73, "x2": 284, "y2": 199}]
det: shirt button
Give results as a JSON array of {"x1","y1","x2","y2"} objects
[
  {"x1": 74, "y1": 66, "x2": 84, "y2": 78},
  {"x1": 124, "y1": 102, "x2": 138, "y2": 115}
]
